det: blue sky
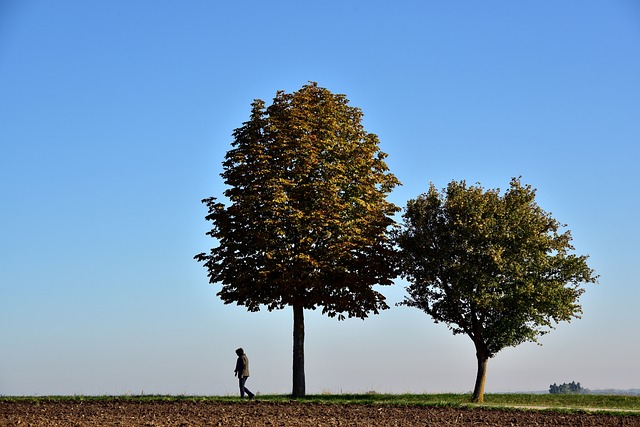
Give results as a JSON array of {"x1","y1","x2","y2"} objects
[{"x1": 1, "y1": 0, "x2": 639, "y2": 396}]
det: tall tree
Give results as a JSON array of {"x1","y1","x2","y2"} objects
[
  {"x1": 195, "y1": 82, "x2": 400, "y2": 397},
  {"x1": 395, "y1": 178, "x2": 597, "y2": 403}
]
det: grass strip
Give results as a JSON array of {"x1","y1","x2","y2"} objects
[{"x1": 1, "y1": 393, "x2": 639, "y2": 414}]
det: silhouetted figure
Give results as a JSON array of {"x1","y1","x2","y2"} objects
[{"x1": 234, "y1": 348, "x2": 254, "y2": 399}]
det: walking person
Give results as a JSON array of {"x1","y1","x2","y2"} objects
[{"x1": 234, "y1": 348, "x2": 255, "y2": 399}]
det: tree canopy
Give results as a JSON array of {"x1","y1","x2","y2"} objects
[
  {"x1": 549, "y1": 381, "x2": 587, "y2": 394},
  {"x1": 195, "y1": 82, "x2": 400, "y2": 397},
  {"x1": 395, "y1": 178, "x2": 597, "y2": 402}
]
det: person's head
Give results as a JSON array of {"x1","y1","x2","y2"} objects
[{"x1": 235, "y1": 348, "x2": 244, "y2": 356}]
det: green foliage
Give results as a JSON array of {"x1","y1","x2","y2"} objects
[
  {"x1": 550, "y1": 381, "x2": 587, "y2": 394},
  {"x1": 397, "y1": 177, "x2": 597, "y2": 354},
  {"x1": 395, "y1": 178, "x2": 598, "y2": 402},
  {"x1": 196, "y1": 82, "x2": 400, "y2": 319}
]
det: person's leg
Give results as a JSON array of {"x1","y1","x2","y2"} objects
[
  {"x1": 243, "y1": 377, "x2": 254, "y2": 398},
  {"x1": 238, "y1": 377, "x2": 246, "y2": 398}
]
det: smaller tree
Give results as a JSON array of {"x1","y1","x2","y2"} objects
[{"x1": 396, "y1": 178, "x2": 598, "y2": 403}]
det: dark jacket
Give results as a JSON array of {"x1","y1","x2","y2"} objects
[{"x1": 235, "y1": 354, "x2": 250, "y2": 378}]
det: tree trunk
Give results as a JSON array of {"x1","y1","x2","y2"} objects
[
  {"x1": 472, "y1": 347, "x2": 489, "y2": 403},
  {"x1": 292, "y1": 304, "x2": 305, "y2": 398}
]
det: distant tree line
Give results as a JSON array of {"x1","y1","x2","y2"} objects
[{"x1": 549, "y1": 381, "x2": 588, "y2": 394}]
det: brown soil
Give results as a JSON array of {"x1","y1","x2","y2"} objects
[{"x1": 1, "y1": 400, "x2": 638, "y2": 426}]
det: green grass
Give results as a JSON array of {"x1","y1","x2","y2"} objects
[
  {"x1": 2, "y1": 393, "x2": 639, "y2": 414},
  {"x1": 285, "y1": 393, "x2": 640, "y2": 411},
  {"x1": 479, "y1": 393, "x2": 640, "y2": 410}
]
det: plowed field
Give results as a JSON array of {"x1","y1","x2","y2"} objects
[{"x1": 1, "y1": 399, "x2": 638, "y2": 426}]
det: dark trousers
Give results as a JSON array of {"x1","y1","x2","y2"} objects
[{"x1": 239, "y1": 376, "x2": 253, "y2": 398}]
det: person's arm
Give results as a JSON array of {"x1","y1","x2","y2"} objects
[{"x1": 234, "y1": 357, "x2": 244, "y2": 377}]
